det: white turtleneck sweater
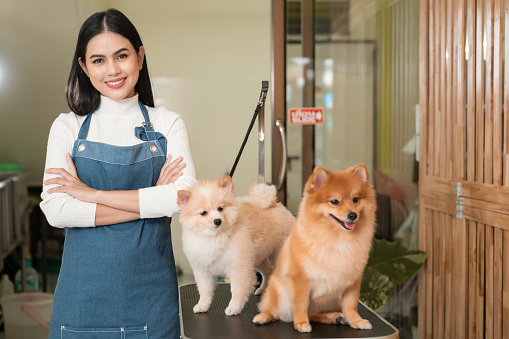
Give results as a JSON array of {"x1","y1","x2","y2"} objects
[{"x1": 40, "y1": 95, "x2": 196, "y2": 228}]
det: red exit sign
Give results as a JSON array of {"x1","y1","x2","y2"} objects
[{"x1": 289, "y1": 108, "x2": 324, "y2": 125}]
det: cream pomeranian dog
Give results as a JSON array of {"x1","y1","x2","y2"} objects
[
  {"x1": 177, "y1": 175, "x2": 295, "y2": 316},
  {"x1": 253, "y1": 164, "x2": 376, "y2": 332}
]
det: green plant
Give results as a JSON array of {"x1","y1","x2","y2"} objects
[{"x1": 360, "y1": 238, "x2": 427, "y2": 310}]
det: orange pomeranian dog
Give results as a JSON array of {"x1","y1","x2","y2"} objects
[{"x1": 253, "y1": 164, "x2": 376, "y2": 332}]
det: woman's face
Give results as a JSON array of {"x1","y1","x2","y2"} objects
[{"x1": 79, "y1": 31, "x2": 145, "y2": 101}]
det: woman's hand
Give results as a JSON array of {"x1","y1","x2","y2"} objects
[
  {"x1": 156, "y1": 155, "x2": 186, "y2": 186},
  {"x1": 44, "y1": 153, "x2": 98, "y2": 203}
]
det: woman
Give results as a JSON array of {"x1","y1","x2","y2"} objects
[{"x1": 40, "y1": 8, "x2": 195, "y2": 338}]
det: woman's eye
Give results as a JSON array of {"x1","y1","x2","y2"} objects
[
  {"x1": 353, "y1": 197, "x2": 359, "y2": 203},
  {"x1": 92, "y1": 59, "x2": 103, "y2": 64},
  {"x1": 117, "y1": 54, "x2": 127, "y2": 60},
  {"x1": 218, "y1": 207, "x2": 224, "y2": 212},
  {"x1": 200, "y1": 211, "x2": 208, "y2": 216},
  {"x1": 331, "y1": 199, "x2": 340, "y2": 206}
]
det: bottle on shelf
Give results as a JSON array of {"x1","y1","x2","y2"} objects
[
  {"x1": 14, "y1": 260, "x2": 39, "y2": 292},
  {"x1": 0, "y1": 274, "x2": 14, "y2": 298}
]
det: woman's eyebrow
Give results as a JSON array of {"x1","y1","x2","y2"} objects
[{"x1": 89, "y1": 48, "x2": 129, "y2": 59}]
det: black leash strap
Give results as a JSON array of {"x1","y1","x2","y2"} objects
[{"x1": 229, "y1": 81, "x2": 269, "y2": 178}]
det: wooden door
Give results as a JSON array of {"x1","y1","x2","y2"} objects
[{"x1": 419, "y1": 0, "x2": 509, "y2": 337}]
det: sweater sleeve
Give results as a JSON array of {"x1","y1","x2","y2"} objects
[
  {"x1": 39, "y1": 115, "x2": 97, "y2": 228},
  {"x1": 138, "y1": 114, "x2": 197, "y2": 218}
]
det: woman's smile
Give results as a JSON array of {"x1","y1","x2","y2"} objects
[{"x1": 106, "y1": 77, "x2": 127, "y2": 88}]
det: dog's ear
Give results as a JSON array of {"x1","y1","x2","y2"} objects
[
  {"x1": 313, "y1": 167, "x2": 328, "y2": 189},
  {"x1": 352, "y1": 163, "x2": 369, "y2": 182},
  {"x1": 219, "y1": 175, "x2": 234, "y2": 192},
  {"x1": 177, "y1": 190, "x2": 192, "y2": 206}
]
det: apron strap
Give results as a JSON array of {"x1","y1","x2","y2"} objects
[
  {"x1": 77, "y1": 110, "x2": 94, "y2": 140},
  {"x1": 137, "y1": 102, "x2": 158, "y2": 141}
]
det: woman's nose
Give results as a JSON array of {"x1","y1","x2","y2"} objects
[{"x1": 106, "y1": 61, "x2": 121, "y2": 76}]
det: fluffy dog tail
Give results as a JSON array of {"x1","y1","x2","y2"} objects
[{"x1": 241, "y1": 183, "x2": 277, "y2": 209}]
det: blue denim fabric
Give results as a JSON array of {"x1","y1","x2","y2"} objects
[{"x1": 49, "y1": 102, "x2": 180, "y2": 339}]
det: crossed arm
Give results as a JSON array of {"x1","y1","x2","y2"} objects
[{"x1": 44, "y1": 153, "x2": 186, "y2": 226}]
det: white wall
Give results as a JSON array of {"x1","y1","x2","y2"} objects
[{"x1": 0, "y1": 0, "x2": 272, "y2": 275}]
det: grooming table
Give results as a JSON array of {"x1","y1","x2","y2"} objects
[{"x1": 179, "y1": 284, "x2": 399, "y2": 339}]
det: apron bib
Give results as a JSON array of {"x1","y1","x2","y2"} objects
[{"x1": 48, "y1": 102, "x2": 180, "y2": 338}]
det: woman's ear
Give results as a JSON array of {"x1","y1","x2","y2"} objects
[
  {"x1": 137, "y1": 46, "x2": 145, "y2": 70},
  {"x1": 78, "y1": 57, "x2": 89, "y2": 76}
]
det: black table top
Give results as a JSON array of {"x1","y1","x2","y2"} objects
[{"x1": 179, "y1": 283, "x2": 399, "y2": 339}]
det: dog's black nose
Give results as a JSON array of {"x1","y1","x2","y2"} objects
[
  {"x1": 214, "y1": 219, "x2": 222, "y2": 227},
  {"x1": 348, "y1": 212, "x2": 357, "y2": 221}
]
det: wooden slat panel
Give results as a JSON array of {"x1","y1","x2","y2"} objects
[
  {"x1": 494, "y1": 228, "x2": 503, "y2": 338},
  {"x1": 435, "y1": 213, "x2": 442, "y2": 339},
  {"x1": 434, "y1": 0, "x2": 441, "y2": 177},
  {"x1": 446, "y1": 0, "x2": 453, "y2": 181},
  {"x1": 476, "y1": 225, "x2": 485, "y2": 339},
  {"x1": 503, "y1": 230, "x2": 509, "y2": 339},
  {"x1": 461, "y1": 180, "x2": 509, "y2": 205},
  {"x1": 418, "y1": 204, "x2": 427, "y2": 339},
  {"x1": 486, "y1": 225, "x2": 494, "y2": 339},
  {"x1": 462, "y1": 205, "x2": 509, "y2": 231},
  {"x1": 420, "y1": 175, "x2": 456, "y2": 195},
  {"x1": 428, "y1": 0, "x2": 435, "y2": 179},
  {"x1": 466, "y1": 0, "x2": 476, "y2": 182},
  {"x1": 454, "y1": 0, "x2": 465, "y2": 181},
  {"x1": 505, "y1": 1, "x2": 509, "y2": 187},
  {"x1": 468, "y1": 221, "x2": 477, "y2": 339},
  {"x1": 493, "y1": 0, "x2": 503, "y2": 185},
  {"x1": 433, "y1": 211, "x2": 441, "y2": 339},
  {"x1": 475, "y1": 0, "x2": 485, "y2": 183},
  {"x1": 439, "y1": 0, "x2": 447, "y2": 179},
  {"x1": 418, "y1": 0, "x2": 429, "y2": 336},
  {"x1": 453, "y1": 217, "x2": 468, "y2": 337},
  {"x1": 485, "y1": 0, "x2": 494, "y2": 185},
  {"x1": 426, "y1": 208, "x2": 434, "y2": 339},
  {"x1": 420, "y1": 0, "x2": 429, "y2": 178},
  {"x1": 421, "y1": 194, "x2": 456, "y2": 215},
  {"x1": 462, "y1": 197, "x2": 509, "y2": 216},
  {"x1": 444, "y1": 214, "x2": 452, "y2": 338}
]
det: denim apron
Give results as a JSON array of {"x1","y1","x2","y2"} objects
[{"x1": 48, "y1": 102, "x2": 180, "y2": 339}]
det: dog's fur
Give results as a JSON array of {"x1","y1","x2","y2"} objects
[
  {"x1": 177, "y1": 175, "x2": 295, "y2": 316},
  {"x1": 253, "y1": 164, "x2": 376, "y2": 332}
]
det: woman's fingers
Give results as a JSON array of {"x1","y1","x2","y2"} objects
[
  {"x1": 160, "y1": 156, "x2": 182, "y2": 176},
  {"x1": 44, "y1": 167, "x2": 74, "y2": 181},
  {"x1": 165, "y1": 162, "x2": 186, "y2": 179},
  {"x1": 156, "y1": 156, "x2": 186, "y2": 185},
  {"x1": 44, "y1": 177, "x2": 68, "y2": 187}
]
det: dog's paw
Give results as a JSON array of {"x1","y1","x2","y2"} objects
[
  {"x1": 328, "y1": 312, "x2": 345, "y2": 324},
  {"x1": 294, "y1": 322, "x2": 312, "y2": 333},
  {"x1": 253, "y1": 312, "x2": 275, "y2": 325},
  {"x1": 350, "y1": 319, "x2": 372, "y2": 330},
  {"x1": 193, "y1": 303, "x2": 210, "y2": 313},
  {"x1": 225, "y1": 304, "x2": 243, "y2": 316},
  {"x1": 335, "y1": 314, "x2": 348, "y2": 325}
]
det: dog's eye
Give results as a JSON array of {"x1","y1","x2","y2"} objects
[
  {"x1": 218, "y1": 207, "x2": 224, "y2": 212},
  {"x1": 331, "y1": 199, "x2": 340, "y2": 206},
  {"x1": 200, "y1": 211, "x2": 208, "y2": 216},
  {"x1": 353, "y1": 197, "x2": 359, "y2": 203}
]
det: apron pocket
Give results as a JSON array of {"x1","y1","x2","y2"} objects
[{"x1": 61, "y1": 325, "x2": 148, "y2": 339}]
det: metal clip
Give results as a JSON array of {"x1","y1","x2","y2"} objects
[
  {"x1": 454, "y1": 182, "x2": 463, "y2": 219},
  {"x1": 142, "y1": 121, "x2": 153, "y2": 127}
]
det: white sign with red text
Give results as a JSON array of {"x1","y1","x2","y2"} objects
[{"x1": 289, "y1": 108, "x2": 324, "y2": 125}]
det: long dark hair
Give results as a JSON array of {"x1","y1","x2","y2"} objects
[{"x1": 66, "y1": 9, "x2": 154, "y2": 116}]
